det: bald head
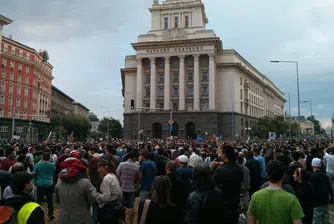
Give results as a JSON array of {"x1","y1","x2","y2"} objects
[{"x1": 12, "y1": 162, "x2": 25, "y2": 174}]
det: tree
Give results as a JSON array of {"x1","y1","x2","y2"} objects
[
  {"x1": 51, "y1": 115, "x2": 91, "y2": 141},
  {"x1": 252, "y1": 116, "x2": 298, "y2": 139},
  {"x1": 98, "y1": 117, "x2": 123, "y2": 139},
  {"x1": 51, "y1": 126, "x2": 68, "y2": 141},
  {"x1": 307, "y1": 115, "x2": 321, "y2": 135}
]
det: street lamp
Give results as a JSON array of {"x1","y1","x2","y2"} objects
[
  {"x1": 100, "y1": 106, "x2": 110, "y2": 141},
  {"x1": 300, "y1": 100, "x2": 312, "y2": 117},
  {"x1": 270, "y1": 60, "x2": 301, "y2": 140}
]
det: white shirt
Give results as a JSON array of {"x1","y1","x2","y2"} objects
[
  {"x1": 96, "y1": 173, "x2": 121, "y2": 208},
  {"x1": 324, "y1": 153, "x2": 334, "y2": 173}
]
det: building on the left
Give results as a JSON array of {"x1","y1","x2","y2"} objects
[{"x1": 0, "y1": 15, "x2": 54, "y2": 142}]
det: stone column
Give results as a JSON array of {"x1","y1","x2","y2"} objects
[
  {"x1": 209, "y1": 54, "x2": 216, "y2": 110},
  {"x1": 150, "y1": 57, "x2": 157, "y2": 110},
  {"x1": 164, "y1": 57, "x2": 170, "y2": 110},
  {"x1": 193, "y1": 54, "x2": 200, "y2": 111},
  {"x1": 179, "y1": 55, "x2": 185, "y2": 110},
  {"x1": 136, "y1": 58, "x2": 143, "y2": 109}
]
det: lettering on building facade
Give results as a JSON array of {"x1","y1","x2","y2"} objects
[{"x1": 146, "y1": 46, "x2": 203, "y2": 53}]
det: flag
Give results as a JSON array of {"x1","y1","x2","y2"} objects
[
  {"x1": 67, "y1": 131, "x2": 74, "y2": 143},
  {"x1": 138, "y1": 129, "x2": 144, "y2": 134},
  {"x1": 246, "y1": 136, "x2": 251, "y2": 144},
  {"x1": 45, "y1": 132, "x2": 52, "y2": 144}
]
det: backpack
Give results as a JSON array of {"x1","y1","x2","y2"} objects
[{"x1": 0, "y1": 200, "x2": 17, "y2": 224}]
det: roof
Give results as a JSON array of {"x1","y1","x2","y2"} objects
[
  {"x1": 0, "y1": 15, "x2": 13, "y2": 25},
  {"x1": 72, "y1": 102, "x2": 90, "y2": 112},
  {"x1": 52, "y1": 85, "x2": 74, "y2": 102}
]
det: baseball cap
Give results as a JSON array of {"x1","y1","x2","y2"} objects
[
  {"x1": 10, "y1": 172, "x2": 33, "y2": 194},
  {"x1": 178, "y1": 155, "x2": 189, "y2": 164},
  {"x1": 311, "y1": 158, "x2": 322, "y2": 167}
]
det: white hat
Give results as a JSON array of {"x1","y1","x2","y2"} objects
[
  {"x1": 311, "y1": 158, "x2": 322, "y2": 167},
  {"x1": 178, "y1": 155, "x2": 188, "y2": 164}
]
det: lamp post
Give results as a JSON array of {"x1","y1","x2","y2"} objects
[
  {"x1": 100, "y1": 106, "x2": 110, "y2": 141},
  {"x1": 300, "y1": 100, "x2": 312, "y2": 117},
  {"x1": 270, "y1": 60, "x2": 301, "y2": 139}
]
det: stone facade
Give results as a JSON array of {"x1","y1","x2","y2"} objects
[
  {"x1": 51, "y1": 85, "x2": 74, "y2": 118},
  {"x1": 121, "y1": 0, "x2": 286, "y2": 140},
  {"x1": 72, "y1": 102, "x2": 89, "y2": 118}
]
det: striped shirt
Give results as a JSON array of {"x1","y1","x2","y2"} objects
[{"x1": 116, "y1": 160, "x2": 139, "y2": 192}]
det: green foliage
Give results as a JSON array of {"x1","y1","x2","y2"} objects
[
  {"x1": 89, "y1": 131, "x2": 106, "y2": 140},
  {"x1": 51, "y1": 126, "x2": 68, "y2": 141},
  {"x1": 98, "y1": 117, "x2": 123, "y2": 139},
  {"x1": 252, "y1": 116, "x2": 298, "y2": 139},
  {"x1": 307, "y1": 115, "x2": 321, "y2": 135},
  {"x1": 51, "y1": 115, "x2": 91, "y2": 141}
]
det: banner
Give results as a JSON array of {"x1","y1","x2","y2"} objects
[{"x1": 268, "y1": 132, "x2": 276, "y2": 141}]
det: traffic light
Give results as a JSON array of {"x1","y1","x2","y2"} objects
[{"x1": 131, "y1": 100, "x2": 135, "y2": 110}]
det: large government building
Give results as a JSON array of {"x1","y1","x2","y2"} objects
[{"x1": 121, "y1": 0, "x2": 286, "y2": 140}]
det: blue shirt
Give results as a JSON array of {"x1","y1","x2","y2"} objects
[
  {"x1": 139, "y1": 160, "x2": 157, "y2": 191},
  {"x1": 34, "y1": 161, "x2": 55, "y2": 187},
  {"x1": 255, "y1": 156, "x2": 266, "y2": 178}
]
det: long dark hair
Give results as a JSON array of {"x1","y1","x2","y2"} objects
[{"x1": 151, "y1": 176, "x2": 173, "y2": 208}]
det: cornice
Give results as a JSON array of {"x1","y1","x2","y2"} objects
[
  {"x1": 218, "y1": 63, "x2": 286, "y2": 102},
  {"x1": 132, "y1": 37, "x2": 222, "y2": 51}
]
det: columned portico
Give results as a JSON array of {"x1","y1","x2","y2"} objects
[
  {"x1": 150, "y1": 57, "x2": 157, "y2": 110},
  {"x1": 179, "y1": 55, "x2": 185, "y2": 110},
  {"x1": 209, "y1": 54, "x2": 216, "y2": 110},
  {"x1": 193, "y1": 54, "x2": 200, "y2": 111},
  {"x1": 164, "y1": 57, "x2": 170, "y2": 110},
  {"x1": 136, "y1": 58, "x2": 143, "y2": 109}
]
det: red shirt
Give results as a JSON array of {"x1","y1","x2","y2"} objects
[{"x1": 0, "y1": 158, "x2": 15, "y2": 171}]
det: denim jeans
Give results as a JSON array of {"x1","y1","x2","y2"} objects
[
  {"x1": 36, "y1": 185, "x2": 53, "y2": 217},
  {"x1": 121, "y1": 192, "x2": 136, "y2": 208},
  {"x1": 313, "y1": 204, "x2": 330, "y2": 224},
  {"x1": 91, "y1": 202, "x2": 99, "y2": 224}
]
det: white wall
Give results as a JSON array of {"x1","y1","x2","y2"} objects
[{"x1": 124, "y1": 74, "x2": 137, "y2": 113}]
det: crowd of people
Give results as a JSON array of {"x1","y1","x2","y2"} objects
[{"x1": 0, "y1": 138, "x2": 333, "y2": 224}]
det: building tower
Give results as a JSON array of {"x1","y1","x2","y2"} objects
[{"x1": 0, "y1": 15, "x2": 13, "y2": 54}]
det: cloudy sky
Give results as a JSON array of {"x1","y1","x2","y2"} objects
[{"x1": 2, "y1": 0, "x2": 333, "y2": 128}]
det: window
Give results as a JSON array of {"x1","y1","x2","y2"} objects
[
  {"x1": 241, "y1": 118, "x2": 244, "y2": 125},
  {"x1": 18, "y1": 75, "x2": 21, "y2": 82},
  {"x1": 2, "y1": 58, "x2": 6, "y2": 66},
  {"x1": 25, "y1": 77, "x2": 28, "y2": 84},
  {"x1": 159, "y1": 103, "x2": 163, "y2": 109},
  {"x1": 159, "y1": 74, "x2": 164, "y2": 83},
  {"x1": 23, "y1": 112, "x2": 27, "y2": 119},
  {"x1": 16, "y1": 126, "x2": 24, "y2": 133},
  {"x1": 187, "y1": 58, "x2": 193, "y2": 67},
  {"x1": 26, "y1": 53, "x2": 30, "y2": 60},
  {"x1": 173, "y1": 102, "x2": 178, "y2": 111},
  {"x1": 159, "y1": 60, "x2": 165, "y2": 68},
  {"x1": 10, "y1": 73, "x2": 13, "y2": 80},
  {"x1": 158, "y1": 87, "x2": 164, "y2": 96},
  {"x1": 240, "y1": 89, "x2": 243, "y2": 99},
  {"x1": 0, "y1": 83, "x2": 4, "y2": 92},
  {"x1": 188, "y1": 72, "x2": 193, "y2": 81},
  {"x1": 240, "y1": 77, "x2": 242, "y2": 85},
  {"x1": 145, "y1": 74, "x2": 150, "y2": 84},
  {"x1": 0, "y1": 109, "x2": 3, "y2": 117},
  {"x1": 0, "y1": 95, "x2": 4, "y2": 104},
  {"x1": 145, "y1": 61, "x2": 150, "y2": 69},
  {"x1": 8, "y1": 109, "x2": 11, "y2": 118},
  {"x1": 1, "y1": 71, "x2": 5, "y2": 78},
  {"x1": 202, "y1": 72, "x2": 208, "y2": 81},
  {"x1": 145, "y1": 88, "x2": 150, "y2": 97},
  {"x1": 18, "y1": 63, "x2": 22, "y2": 71},
  {"x1": 185, "y1": 15, "x2": 189, "y2": 27},
  {"x1": 24, "y1": 99, "x2": 27, "y2": 108},
  {"x1": 164, "y1": 17, "x2": 168, "y2": 29},
  {"x1": 24, "y1": 88, "x2": 28, "y2": 97},
  {"x1": 202, "y1": 87, "x2": 208, "y2": 95},
  {"x1": 11, "y1": 47, "x2": 15, "y2": 54},
  {"x1": 0, "y1": 126, "x2": 8, "y2": 133},
  {"x1": 172, "y1": 59, "x2": 179, "y2": 68},
  {"x1": 202, "y1": 58, "x2": 208, "y2": 65},
  {"x1": 10, "y1": 61, "x2": 14, "y2": 69},
  {"x1": 187, "y1": 103, "x2": 193, "y2": 111},
  {"x1": 26, "y1": 66, "x2": 29, "y2": 73},
  {"x1": 173, "y1": 87, "x2": 178, "y2": 96},
  {"x1": 173, "y1": 72, "x2": 178, "y2": 82},
  {"x1": 9, "y1": 85, "x2": 13, "y2": 93},
  {"x1": 17, "y1": 86, "x2": 21, "y2": 95},
  {"x1": 175, "y1": 16, "x2": 179, "y2": 28},
  {"x1": 8, "y1": 97, "x2": 12, "y2": 106},
  {"x1": 241, "y1": 102, "x2": 243, "y2": 114},
  {"x1": 16, "y1": 98, "x2": 20, "y2": 107},
  {"x1": 201, "y1": 102, "x2": 208, "y2": 111},
  {"x1": 187, "y1": 87, "x2": 193, "y2": 96}
]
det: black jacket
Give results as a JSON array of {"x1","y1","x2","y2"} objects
[
  {"x1": 166, "y1": 173, "x2": 188, "y2": 209},
  {"x1": 6, "y1": 193, "x2": 45, "y2": 224},
  {"x1": 184, "y1": 187, "x2": 227, "y2": 224},
  {"x1": 245, "y1": 158, "x2": 261, "y2": 192},
  {"x1": 310, "y1": 170, "x2": 333, "y2": 207},
  {"x1": 214, "y1": 162, "x2": 243, "y2": 212},
  {"x1": 295, "y1": 181, "x2": 314, "y2": 224}
]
